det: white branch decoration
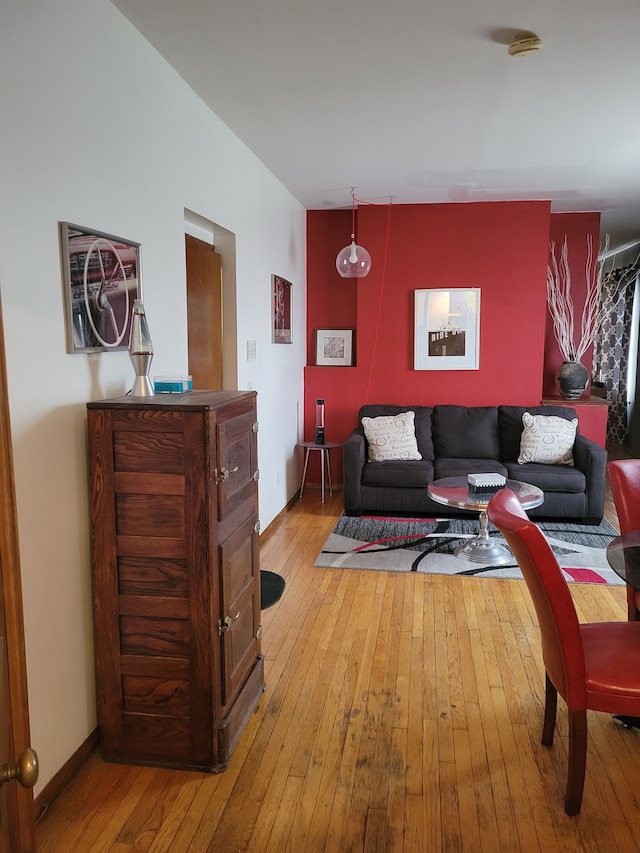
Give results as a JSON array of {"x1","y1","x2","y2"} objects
[{"x1": 546, "y1": 234, "x2": 608, "y2": 363}]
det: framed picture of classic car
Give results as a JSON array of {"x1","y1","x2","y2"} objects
[{"x1": 60, "y1": 222, "x2": 141, "y2": 353}]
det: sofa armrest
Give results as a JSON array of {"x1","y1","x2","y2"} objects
[
  {"x1": 573, "y1": 434, "x2": 607, "y2": 523},
  {"x1": 343, "y1": 428, "x2": 366, "y2": 515}
]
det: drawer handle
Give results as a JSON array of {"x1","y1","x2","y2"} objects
[
  {"x1": 218, "y1": 612, "x2": 240, "y2": 634},
  {"x1": 214, "y1": 466, "x2": 239, "y2": 484}
]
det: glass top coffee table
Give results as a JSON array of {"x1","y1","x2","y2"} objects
[
  {"x1": 606, "y1": 529, "x2": 640, "y2": 589},
  {"x1": 427, "y1": 477, "x2": 544, "y2": 565}
]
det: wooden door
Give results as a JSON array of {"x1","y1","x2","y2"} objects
[
  {"x1": 218, "y1": 515, "x2": 261, "y2": 708},
  {"x1": 0, "y1": 297, "x2": 37, "y2": 851},
  {"x1": 213, "y1": 399, "x2": 261, "y2": 709},
  {"x1": 214, "y1": 408, "x2": 259, "y2": 522},
  {"x1": 186, "y1": 235, "x2": 223, "y2": 390}
]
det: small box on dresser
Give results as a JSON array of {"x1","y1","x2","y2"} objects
[{"x1": 86, "y1": 390, "x2": 265, "y2": 772}]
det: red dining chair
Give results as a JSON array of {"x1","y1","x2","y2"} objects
[
  {"x1": 487, "y1": 488, "x2": 640, "y2": 815},
  {"x1": 607, "y1": 458, "x2": 640, "y2": 620}
]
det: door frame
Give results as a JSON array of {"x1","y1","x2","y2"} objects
[
  {"x1": 0, "y1": 296, "x2": 36, "y2": 850},
  {"x1": 184, "y1": 210, "x2": 238, "y2": 390}
]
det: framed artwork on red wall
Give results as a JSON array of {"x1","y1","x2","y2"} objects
[
  {"x1": 316, "y1": 329, "x2": 353, "y2": 366},
  {"x1": 414, "y1": 288, "x2": 481, "y2": 370},
  {"x1": 272, "y1": 274, "x2": 292, "y2": 343}
]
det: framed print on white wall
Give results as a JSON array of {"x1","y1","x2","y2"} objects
[
  {"x1": 272, "y1": 274, "x2": 293, "y2": 343},
  {"x1": 414, "y1": 288, "x2": 480, "y2": 370},
  {"x1": 60, "y1": 222, "x2": 141, "y2": 353}
]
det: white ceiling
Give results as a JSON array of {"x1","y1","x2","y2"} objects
[{"x1": 112, "y1": 0, "x2": 640, "y2": 250}]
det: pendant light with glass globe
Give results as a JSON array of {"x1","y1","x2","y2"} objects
[{"x1": 335, "y1": 189, "x2": 372, "y2": 278}]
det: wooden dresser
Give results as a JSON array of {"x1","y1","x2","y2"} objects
[{"x1": 86, "y1": 390, "x2": 264, "y2": 771}]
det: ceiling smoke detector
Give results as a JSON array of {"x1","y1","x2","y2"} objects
[{"x1": 508, "y1": 32, "x2": 542, "y2": 57}]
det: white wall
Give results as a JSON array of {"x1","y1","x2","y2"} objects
[{"x1": 0, "y1": 0, "x2": 306, "y2": 794}]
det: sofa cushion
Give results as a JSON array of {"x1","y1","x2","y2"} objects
[
  {"x1": 499, "y1": 405, "x2": 578, "y2": 461},
  {"x1": 359, "y1": 405, "x2": 434, "y2": 460},
  {"x1": 503, "y1": 461, "x2": 586, "y2": 493},
  {"x1": 362, "y1": 459, "x2": 434, "y2": 487},
  {"x1": 361, "y1": 411, "x2": 422, "y2": 461},
  {"x1": 432, "y1": 406, "x2": 500, "y2": 459},
  {"x1": 434, "y1": 458, "x2": 508, "y2": 480},
  {"x1": 517, "y1": 412, "x2": 578, "y2": 465}
]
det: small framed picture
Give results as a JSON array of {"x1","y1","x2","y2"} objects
[
  {"x1": 316, "y1": 329, "x2": 354, "y2": 366},
  {"x1": 272, "y1": 275, "x2": 292, "y2": 343},
  {"x1": 60, "y1": 222, "x2": 141, "y2": 353},
  {"x1": 414, "y1": 288, "x2": 480, "y2": 370}
]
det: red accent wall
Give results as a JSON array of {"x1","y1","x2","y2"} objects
[{"x1": 304, "y1": 202, "x2": 604, "y2": 483}]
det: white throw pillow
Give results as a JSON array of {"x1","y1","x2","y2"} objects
[
  {"x1": 361, "y1": 411, "x2": 422, "y2": 462},
  {"x1": 517, "y1": 412, "x2": 578, "y2": 466}
]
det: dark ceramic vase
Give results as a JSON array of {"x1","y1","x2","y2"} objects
[{"x1": 557, "y1": 361, "x2": 589, "y2": 400}]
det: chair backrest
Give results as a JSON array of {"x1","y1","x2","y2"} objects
[
  {"x1": 607, "y1": 459, "x2": 640, "y2": 535},
  {"x1": 487, "y1": 489, "x2": 586, "y2": 707}
]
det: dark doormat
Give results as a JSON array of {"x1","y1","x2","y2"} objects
[{"x1": 260, "y1": 570, "x2": 286, "y2": 609}]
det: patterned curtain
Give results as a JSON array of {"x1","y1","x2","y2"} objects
[{"x1": 592, "y1": 265, "x2": 638, "y2": 445}]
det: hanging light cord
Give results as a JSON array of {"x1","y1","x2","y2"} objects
[
  {"x1": 351, "y1": 195, "x2": 392, "y2": 402},
  {"x1": 350, "y1": 192, "x2": 380, "y2": 241},
  {"x1": 350, "y1": 190, "x2": 356, "y2": 241},
  {"x1": 340, "y1": 187, "x2": 393, "y2": 398}
]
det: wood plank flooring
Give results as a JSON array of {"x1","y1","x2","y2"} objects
[{"x1": 36, "y1": 479, "x2": 640, "y2": 852}]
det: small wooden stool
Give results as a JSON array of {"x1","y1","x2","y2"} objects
[{"x1": 297, "y1": 441, "x2": 342, "y2": 503}]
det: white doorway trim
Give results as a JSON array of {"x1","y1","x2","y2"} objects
[{"x1": 184, "y1": 208, "x2": 238, "y2": 390}]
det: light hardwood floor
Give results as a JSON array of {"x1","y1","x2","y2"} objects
[{"x1": 36, "y1": 474, "x2": 640, "y2": 852}]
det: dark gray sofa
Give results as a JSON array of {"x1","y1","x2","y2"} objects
[{"x1": 343, "y1": 404, "x2": 606, "y2": 523}]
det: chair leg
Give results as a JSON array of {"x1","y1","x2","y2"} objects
[
  {"x1": 626, "y1": 585, "x2": 640, "y2": 621},
  {"x1": 565, "y1": 708, "x2": 587, "y2": 816},
  {"x1": 542, "y1": 673, "x2": 557, "y2": 746}
]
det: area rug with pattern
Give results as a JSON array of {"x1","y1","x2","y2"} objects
[{"x1": 314, "y1": 514, "x2": 622, "y2": 584}]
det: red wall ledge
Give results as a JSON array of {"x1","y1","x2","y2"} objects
[{"x1": 541, "y1": 395, "x2": 609, "y2": 447}]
